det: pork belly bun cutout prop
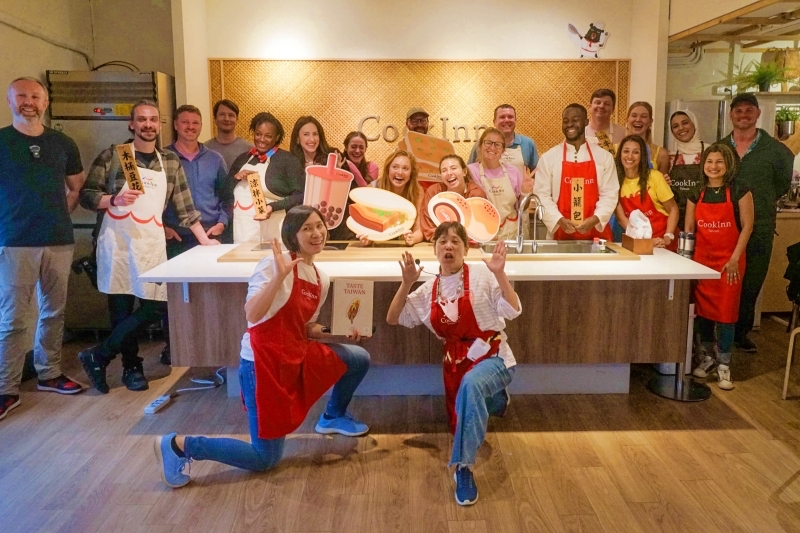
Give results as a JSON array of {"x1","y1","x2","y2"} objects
[
  {"x1": 304, "y1": 152, "x2": 354, "y2": 229},
  {"x1": 398, "y1": 132, "x2": 456, "y2": 182},
  {"x1": 346, "y1": 187, "x2": 417, "y2": 241},
  {"x1": 427, "y1": 192, "x2": 500, "y2": 243}
]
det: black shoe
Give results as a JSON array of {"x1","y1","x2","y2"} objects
[
  {"x1": 160, "y1": 345, "x2": 171, "y2": 366},
  {"x1": 0, "y1": 394, "x2": 20, "y2": 421},
  {"x1": 78, "y1": 346, "x2": 110, "y2": 394},
  {"x1": 736, "y1": 337, "x2": 757, "y2": 353},
  {"x1": 122, "y1": 366, "x2": 149, "y2": 391}
]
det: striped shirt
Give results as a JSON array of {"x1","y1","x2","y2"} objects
[
  {"x1": 81, "y1": 142, "x2": 201, "y2": 227},
  {"x1": 398, "y1": 263, "x2": 520, "y2": 368}
]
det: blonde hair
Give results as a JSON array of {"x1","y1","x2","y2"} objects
[
  {"x1": 376, "y1": 150, "x2": 421, "y2": 208},
  {"x1": 476, "y1": 127, "x2": 506, "y2": 164}
]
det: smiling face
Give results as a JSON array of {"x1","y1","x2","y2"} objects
[
  {"x1": 562, "y1": 107, "x2": 588, "y2": 142},
  {"x1": 434, "y1": 227, "x2": 468, "y2": 274},
  {"x1": 130, "y1": 105, "x2": 161, "y2": 143},
  {"x1": 296, "y1": 211, "x2": 327, "y2": 257},
  {"x1": 589, "y1": 95, "x2": 614, "y2": 122},
  {"x1": 730, "y1": 103, "x2": 760, "y2": 131},
  {"x1": 493, "y1": 107, "x2": 516, "y2": 136},
  {"x1": 440, "y1": 156, "x2": 467, "y2": 193},
  {"x1": 214, "y1": 104, "x2": 237, "y2": 135},
  {"x1": 626, "y1": 105, "x2": 652, "y2": 137},
  {"x1": 345, "y1": 135, "x2": 366, "y2": 164},
  {"x1": 174, "y1": 111, "x2": 202, "y2": 144},
  {"x1": 479, "y1": 131, "x2": 505, "y2": 165},
  {"x1": 703, "y1": 151, "x2": 727, "y2": 184},
  {"x1": 298, "y1": 122, "x2": 320, "y2": 157},
  {"x1": 387, "y1": 155, "x2": 412, "y2": 192},
  {"x1": 670, "y1": 113, "x2": 696, "y2": 143},
  {"x1": 406, "y1": 113, "x2": 429, "y2": 134},
  {"x1": 7, "y1": 79, "x2": 48, "y2": 125},
  {"x1": 620, "y1": 140, "x2": 642, "y2": 174},
  {"x1": 253, "y1": 122, "x2": 278, "y2": 153}
]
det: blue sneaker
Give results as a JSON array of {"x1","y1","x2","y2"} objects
[
  {"x1": 154, "y1": 433, "x2": 191, "y2": 488},
  {"x1": 314, "y1": 412, "x2": 369, "y2": 436},
  {"x1": 454, "y1": 466, "x2": 479, "y2": 506}
]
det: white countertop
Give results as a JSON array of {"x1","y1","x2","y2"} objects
[{"x1": 140, "y1": 245, "x2": 720, "y2": 283}]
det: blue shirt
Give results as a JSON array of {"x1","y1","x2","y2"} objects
[
  {"x1": 468, "y1": 132, "x2": 539, "y2": 170},
  {"x1": 163, "y1": 142, "x2": 228, "y2": 233}
]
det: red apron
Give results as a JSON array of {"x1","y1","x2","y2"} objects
[
  {"x1": 248, "y1": 257, "x2": 346, "y2": 439},
  {"x1": 554, "y1": 142, "x2": 612, "y2": 241},
  {"x1": 430, "y1": 264, "x2": 501, "y2": 434},
  {"x1": 692, "y1": 188, "x2": 746, "y2": 324},
  {"x1": 619, "y1": 184, "x2": 678, "y2": 252}
]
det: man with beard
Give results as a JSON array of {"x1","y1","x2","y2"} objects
[
  {"x1": 0, "y1": 77, "x2": 86, "y2": 420},
  {"x1": 78, "y1": 100, "x2": 219, "y2": 393},
  {"x1": 468, "y1": 104, "x2": 538, "y2": 179},
  {"x1": 204, "y1": 99, "x2": 253, "y2": 170},
  {"x1": 533, "y1": 103, "x2": 618, "y2": 240},
  {"x1": 406, "y1": 107, "x2": 430, "y2": 134},
  {"x1": 585, "y1": 88, "x2": 626, "y2": 154}
]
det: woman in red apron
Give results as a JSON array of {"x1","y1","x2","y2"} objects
[
  {"x1": 387, "y1": 222, "x2": 521, "y2": 507},
  {"x1": 155, "y1": 206, "x2": 371, "y2": 488},
  {"x1": 686, "y1": 143, "x2": 753, "y2": 390},
  {"x1": 614, "y1": 135, "x2": 680, "y2": 250}
]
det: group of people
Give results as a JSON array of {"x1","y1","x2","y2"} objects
[{"x1": 0, "y1": 75, "x2": 793, "y2": 506}]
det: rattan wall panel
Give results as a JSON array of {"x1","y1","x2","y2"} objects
[{"x1": 209, "y1": 60, "x2": 630, "y2": 169}]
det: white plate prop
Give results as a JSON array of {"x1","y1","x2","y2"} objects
[
  {"x1": 465, "y1": 198, "x2": 500, "y2": 242},
  {"x1": 345, "y1": 187, "x2": 416, "y2": 241},
  {"x1": 304, "y1": 153, "x2": 354, "y2": 229}
]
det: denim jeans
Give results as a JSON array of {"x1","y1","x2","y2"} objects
[
  {"x1": 697, "y1": 316, "x2": 734, "y2": 365},
  {"x1": 449, "y1": 357, "x2": 515, "y2": 467},
  {"x1": 183, "y1": 343, "x2": 370, "y2": 471}
]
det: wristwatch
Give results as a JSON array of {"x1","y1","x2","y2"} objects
[{"x1": 663, "y1": 232, "x2": 675, "y2": 242}]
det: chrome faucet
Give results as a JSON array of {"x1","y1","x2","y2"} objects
[{"x1": 516, "y1": 193, "x2": 541, "y2": 254}]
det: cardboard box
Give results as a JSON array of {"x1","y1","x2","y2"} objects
[{"x1": 621, "y1": 234, "x2": 653, "y2": 255}]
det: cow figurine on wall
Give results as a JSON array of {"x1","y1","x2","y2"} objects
[{"x1": 568, "y1": 22, "x2": 609, "y2": 58}]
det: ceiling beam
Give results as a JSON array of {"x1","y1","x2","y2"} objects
[
  {"x1": 730, "y1": 16, "x2": 800, "y2": 25},
  {"x1": 670, "y1": 0, "x2": 788, "y2": 42},
  {"x1": 678, "y1": 33, "x2": 800, "y2": 42}
]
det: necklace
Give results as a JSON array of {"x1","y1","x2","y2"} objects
[{"x1": 436, "y1": 265, "x2": 465, "y2": 302}]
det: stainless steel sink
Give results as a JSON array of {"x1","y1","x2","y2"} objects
[{"x1": 480, "y1": 240, "x2": 618, "y2": 255}]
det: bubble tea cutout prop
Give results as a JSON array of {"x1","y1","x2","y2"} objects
[{"x1": 303, "y1": 152, "x2": 354, "y2": 229}]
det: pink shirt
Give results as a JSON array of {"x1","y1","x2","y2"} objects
[{"x1": 467, "y1": 162, "x2": 523, "y2": 197}]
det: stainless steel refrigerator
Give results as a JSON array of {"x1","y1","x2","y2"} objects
[{"x1": 665, "y1": 97, "x2": 777, "y2": 149}]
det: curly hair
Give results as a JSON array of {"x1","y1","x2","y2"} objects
[
  {"x1": 248, "y1": 112, "x2": 285, "y2": 146},
  {"x1": 615, "y1": 135, "x2": 651, "y2": 203}
]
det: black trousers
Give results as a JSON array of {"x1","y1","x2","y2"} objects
[
  {"x1": 735, "y1": 231, "x2": 774, "y2": 342},
  {"x1": 104, "y1": 295, "x2": 166, "y2": 368}
]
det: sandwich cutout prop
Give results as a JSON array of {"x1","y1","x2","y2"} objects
[
  {"x1": 346, "y1": 187, "x2": 417, "y2": 241},
  {"x1": 398, "y1": 132, "x2": 456, "y2": 182},
  {"x1": 304, "y1": 152, "x2": 354, "y2": 229},
  {"x1": 427, "y1": 192, "x2": 500, "y2": 242}
]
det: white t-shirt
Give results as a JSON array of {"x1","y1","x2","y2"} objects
[
  {"x1": 398, "y1": 263, "x2": 520, "y2": 368},
  {"x1": 240, "y1": 253, "x2": 330, "y2": 361}
]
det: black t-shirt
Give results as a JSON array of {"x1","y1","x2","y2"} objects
[
  {"x1": 0, "y1": 126, "x2": 82, "y2": 246},
  {"x1": 687, "y1": 183, "x2": 751, "y2": 231}
]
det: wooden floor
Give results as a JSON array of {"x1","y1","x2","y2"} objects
[{"x1": 4, "y1": 319, "x2": 800, "y2": 532}]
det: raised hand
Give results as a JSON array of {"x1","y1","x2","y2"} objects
[
  {"x1": 483, "y1": 240, "x2": 508, "y2": 273},
  {"x1": 272, "y1": 238, "x2": 302, "y2": 279},
  {"x1": 399, "y1": 251, "x2": 422, "y2": 284}
]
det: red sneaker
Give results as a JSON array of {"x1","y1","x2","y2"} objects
[
  {"x1": 37, "y1": 375, "x2": 84, "y2": 395},
  {"x1": 0, "y1": 395, "x2": 20, "y2": 420}
]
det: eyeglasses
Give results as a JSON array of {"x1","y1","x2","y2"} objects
[
  {"x1": 482, "y1": 140, "x2": 504, "y2": 149},
  {"x1": 409, "y1": 117, "x2": 428, "y2": 126}
]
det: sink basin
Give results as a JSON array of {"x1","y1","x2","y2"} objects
[{"x1": 480, "y1": 240, "x2": 618, "y2": 255}]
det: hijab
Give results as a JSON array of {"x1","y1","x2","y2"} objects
[{"x1": 670, "y1": 110, "x2": 704, "y2": 157}]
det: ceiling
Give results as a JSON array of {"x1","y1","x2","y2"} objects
[{"x1": 670, "y1": 0, "x2": 800, "y2": 49}]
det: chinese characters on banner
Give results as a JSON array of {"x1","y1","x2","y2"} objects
[
  {"x1": 246, "y1": 172, "x2": 269, "y2": 220},
  {"x1": 570, "y1": 177, "x2": 584, "y2": 223},
  {"x1": 115, "y1": 144, "x2": 145, "y2": 193}
]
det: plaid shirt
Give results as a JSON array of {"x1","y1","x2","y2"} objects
[{"x1": 80, "y1": 142, "x2": 201, "y2": 228}]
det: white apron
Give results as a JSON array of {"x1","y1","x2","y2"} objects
[
  {"x1": 479, "y1": 163, "x2": 520, "y2": 241},
  {"x1": 97, "y1": 145, "x2": 168, "y2": 301},
  {"x1": 500, "y1": 145, "x2": 526, "y2": 179},
  {"x1": 232, "y1": 157, "x2": 286, "y2": 243}
]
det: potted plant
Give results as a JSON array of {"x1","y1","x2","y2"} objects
[
  {"x1": 776, "y1": 107, "x2": 800, "y2": 139},
  {"x1": 732, "y1": 60, "x2": 795, "y2": 92}
]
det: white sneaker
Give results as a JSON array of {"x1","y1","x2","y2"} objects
[
  {"x1": 717, "y1": 365, "x2": 734, "y2": 390},
  {"x1": 692, "y1": 355, "x2": 716, "y2": 379}
]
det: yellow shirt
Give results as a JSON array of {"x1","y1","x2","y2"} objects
[{"x1": 620, "y1": 170, "x2": 674, "y2": 216}]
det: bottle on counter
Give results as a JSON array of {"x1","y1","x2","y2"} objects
[
  {"x1": 680, "y1": 232, "x2": 695, "y2": 259},
  {"x1": 591, "y1": 237, "x2": 601, "y2": 253}
]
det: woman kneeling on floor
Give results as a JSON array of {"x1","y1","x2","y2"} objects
[
  {"x1": 154, "y1": 206, "x2": 371, "y2": 487},
  {"x1": 387, "y1": 222, "x2": 520, "y2": 506}
]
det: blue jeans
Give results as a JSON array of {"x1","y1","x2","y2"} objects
[
  {"x1": 697, "y1": 316, "x2": 734, "y2": 365},
  {"x1": 450, "y1": 357, "x2": 515, "y2": 467},
  {"x1": 183, "y1": 343, "x2": 370, "y2": 471}
]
